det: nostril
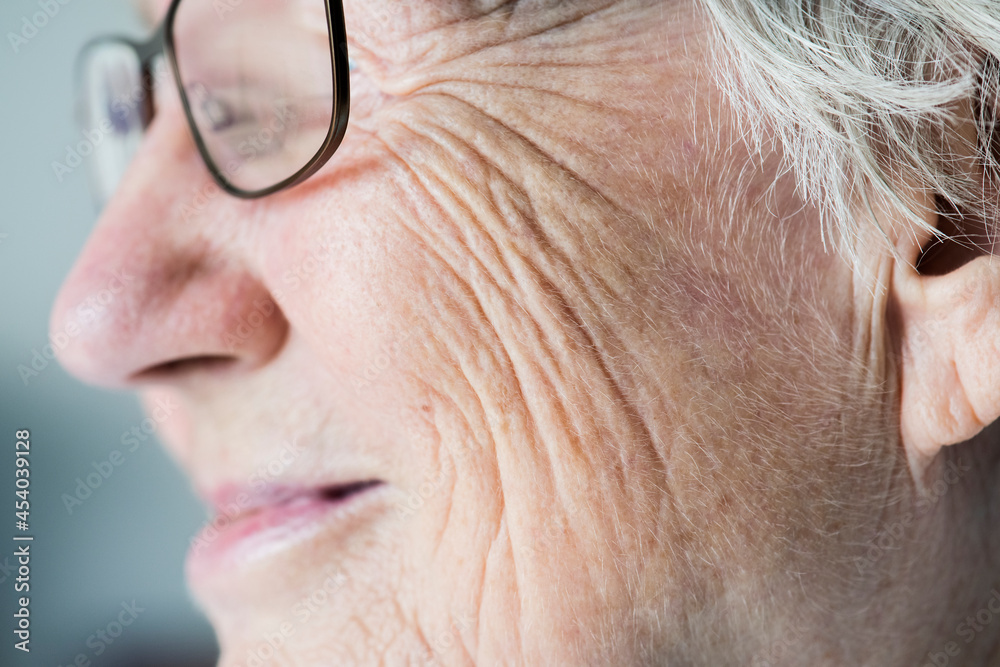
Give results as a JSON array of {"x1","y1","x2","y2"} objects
[{"x1": 132, "y1": 355, "x2": 239, "y2": 381}]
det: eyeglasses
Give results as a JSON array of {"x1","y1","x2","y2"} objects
[{"x1": 75, "y1": 0, "x2": 350, "y2": 207}]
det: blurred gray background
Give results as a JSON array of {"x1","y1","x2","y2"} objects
[{"x1": 0, "y1": 1, "x2": 219, "y2": 665}]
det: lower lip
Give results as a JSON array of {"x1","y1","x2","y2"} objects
[{"x1": 186, "y1": 485, "x2": 383, "y2": 579}]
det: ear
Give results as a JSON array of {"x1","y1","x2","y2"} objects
[{"x1": 891, "y1": 184, "x2": 1000, "y2": 470}]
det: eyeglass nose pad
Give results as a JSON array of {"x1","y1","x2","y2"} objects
[
  {"x1": 138, "y1": 56, "x2": 169, "y2": 131},
  {"x1": 139, "y1": 66, "x2": 155, "y2": 130}
]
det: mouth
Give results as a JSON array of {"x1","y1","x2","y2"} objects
[{"x1": 186, "y1": 479, "x2": 385, "y2": 579}]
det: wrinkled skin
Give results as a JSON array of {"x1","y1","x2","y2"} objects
[{"x1": 51, "y1": 0, "x2": 1000, "y2": 665}]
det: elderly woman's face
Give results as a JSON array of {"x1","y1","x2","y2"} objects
[{"x1": 52, "y1": 0, "x2": 887, "y2": 664}]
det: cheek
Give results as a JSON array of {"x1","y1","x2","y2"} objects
[
  {"x1": 251, "y1": 77, "x2": 790, "y2": 660},
  {"x1": 259, "y1": 159, "x2": 505, "y2": 537}
]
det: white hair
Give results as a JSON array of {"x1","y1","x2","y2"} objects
[{"x1": 698, "y1": 0, "x2": 1000, "y2": 255}]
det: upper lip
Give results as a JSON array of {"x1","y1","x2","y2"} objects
[{"x1": 203, "y1": 479, "x2": 383, "y2": 523}]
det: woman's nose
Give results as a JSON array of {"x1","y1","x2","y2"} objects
[{"x1": 50, "y1": 96, "x2": 288, "y2": 388}]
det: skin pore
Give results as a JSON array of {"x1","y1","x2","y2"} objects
[{"x1": 52, "y1": 0, "x2": 1000, "y2": 664}]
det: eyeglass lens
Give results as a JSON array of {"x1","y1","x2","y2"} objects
[
  {"x1": 77, "y1": 40, "x2": 152, "y2": 207},
  {"x1": 172, "y1": 0, "x2": 337, "y2": 193},
  {"x1": 77, "y1": 0, "x2": 338, "y2": 205}
]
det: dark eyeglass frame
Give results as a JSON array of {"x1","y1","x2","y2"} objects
[{"x1": 77, "y1": 0, "x2": 351, "y2": 199}]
